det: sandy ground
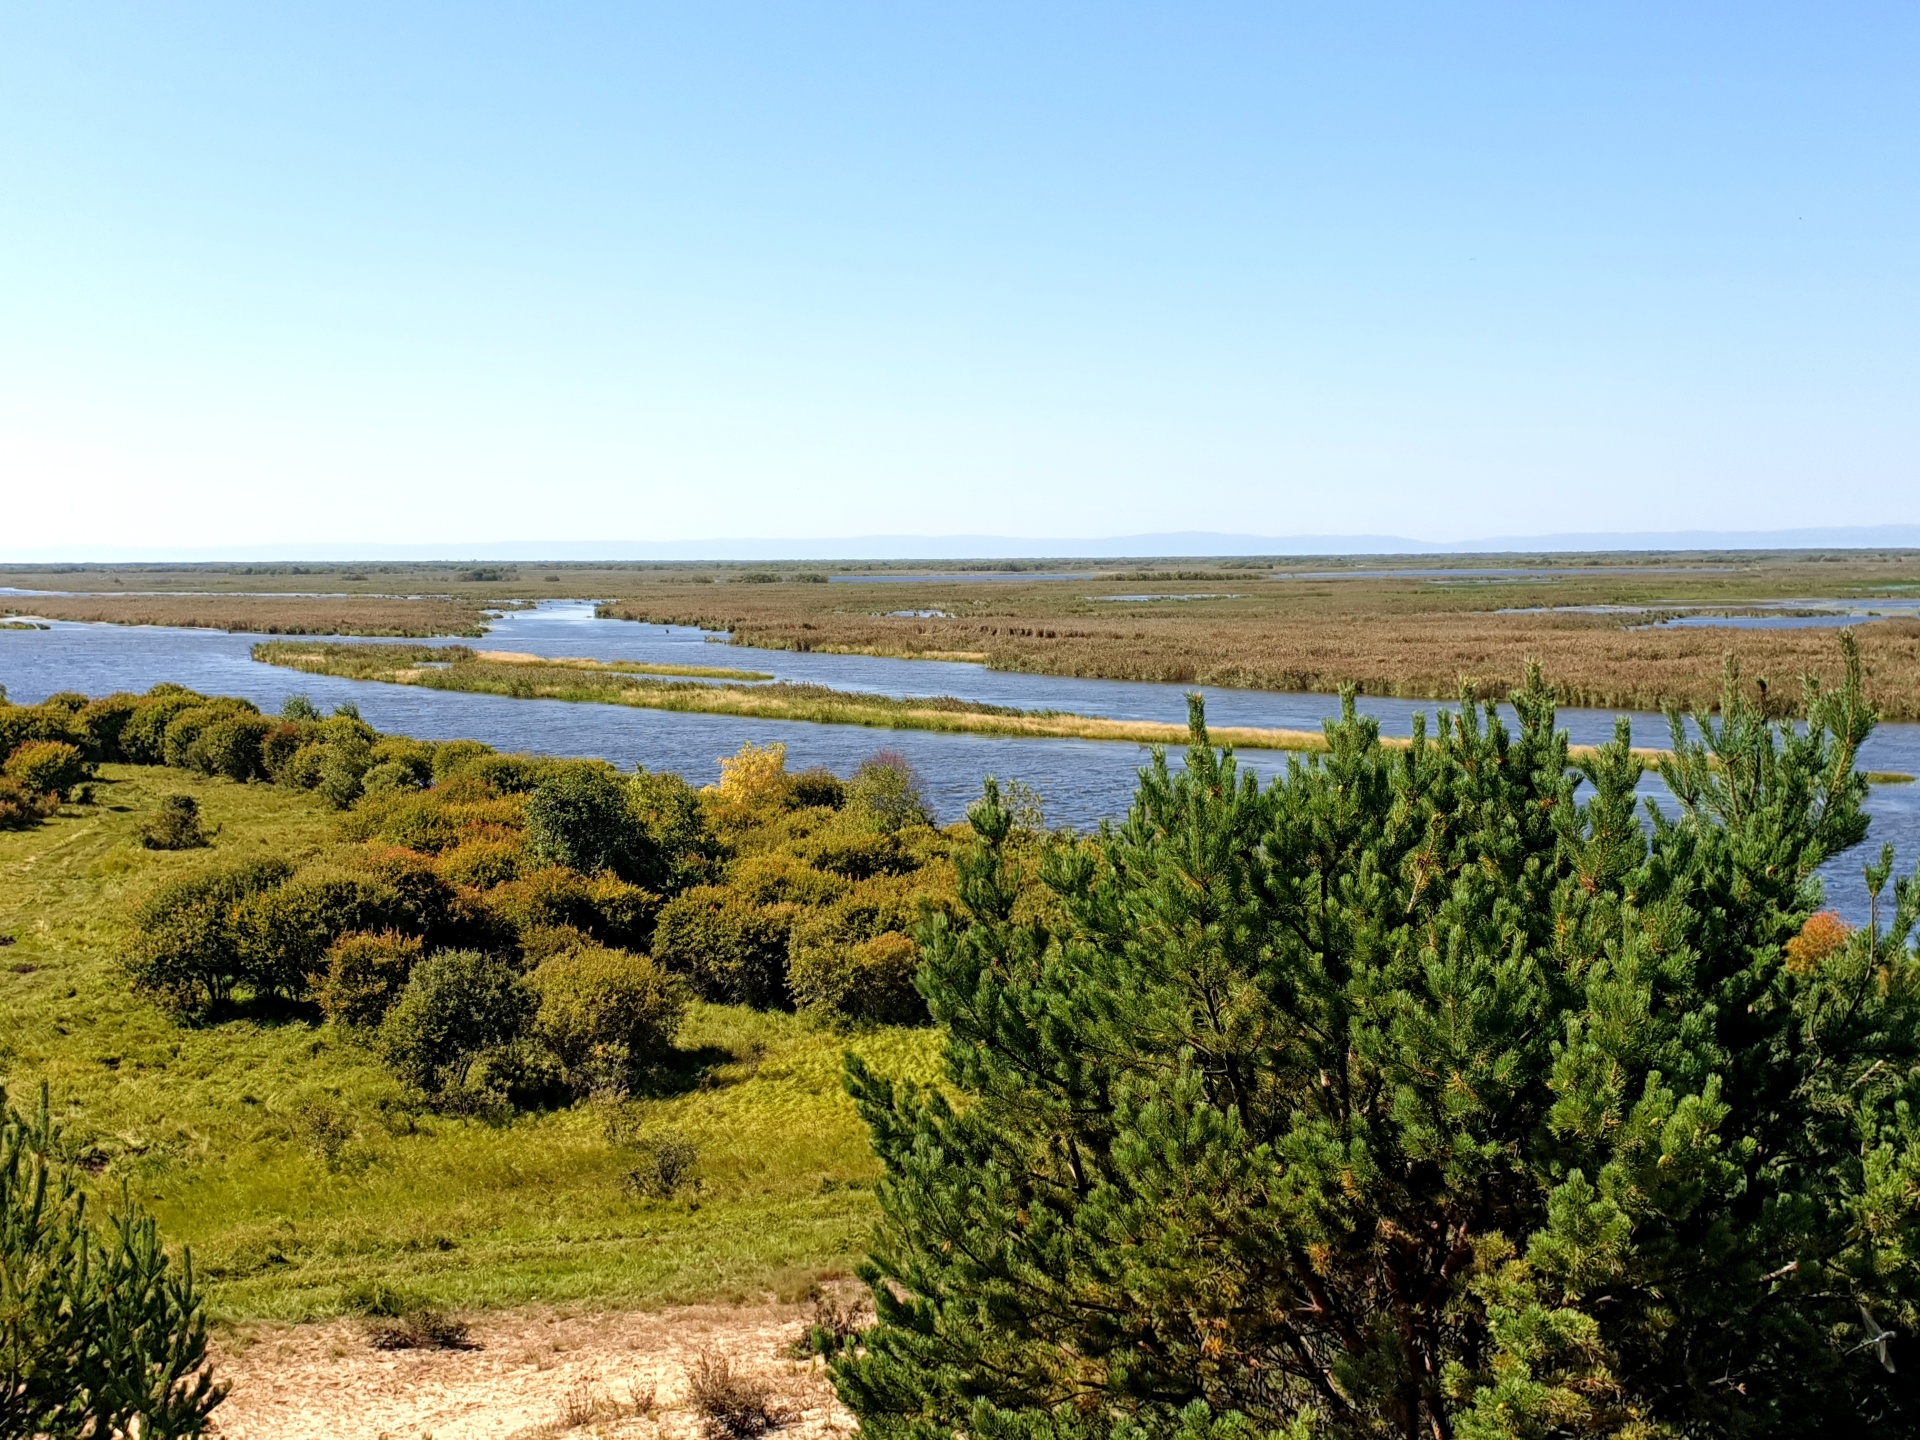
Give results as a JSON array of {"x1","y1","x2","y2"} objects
[{"x1": 209, "y1": 1301, "x2": 856, "y2": 1440}]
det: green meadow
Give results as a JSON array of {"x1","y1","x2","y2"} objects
[{"x1": 0, "y1": 765, "x2": 940, "y2": 1322}]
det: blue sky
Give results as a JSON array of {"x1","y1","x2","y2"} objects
[{"x1": 2, "y1": 4, "x2": 1916, "y2": 554}]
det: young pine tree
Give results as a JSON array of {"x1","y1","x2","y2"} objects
[{"x1": 838, "y1": 638, "x2": 1920, "y2": 1440}]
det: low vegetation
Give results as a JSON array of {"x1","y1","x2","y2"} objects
[{"x1": 0, "y1": 592, "x2": 498, "y2": 636}]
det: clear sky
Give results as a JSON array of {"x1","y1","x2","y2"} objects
[{"x1": 3, "y1": 3, "x2": 1916, "y2": 555}]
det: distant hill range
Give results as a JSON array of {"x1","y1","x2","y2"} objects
[{"x1": 8, "y1": 525, "x2": 1920, "y2": 564}]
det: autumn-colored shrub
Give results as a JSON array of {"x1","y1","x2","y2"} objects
[{"x1": 1786, "y1": 910, "x2": 1854, "y2": 973}]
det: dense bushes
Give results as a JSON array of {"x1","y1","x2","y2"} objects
[
  {"x1": 99, "y1": 688, "x2": 965, "y2": 1112},
  {"x1": 376, "y1": 950, "x2": 541, "y2": 1100},
  {"x1": 315, "y1": 930, "x2": 424, "y2": 1029},
  {"x1": 524, "y1": 761, "x2": 650, "y2": 878}
]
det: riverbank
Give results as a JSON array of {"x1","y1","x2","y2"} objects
[{"x1": 255, "y1": 640, "x2": 1687, "y2": 761}]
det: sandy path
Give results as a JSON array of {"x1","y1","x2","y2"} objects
[{"x1": 210, "y1": 1301, "x2": 855, "y2": 1440}]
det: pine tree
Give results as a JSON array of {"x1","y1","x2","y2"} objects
[
  {"x1": 837, "y1": 637, "x2": 1920, "y2": 1439},
  {"x1": 0, "y1": 1086, "x2": 224, "y2": 1437}
]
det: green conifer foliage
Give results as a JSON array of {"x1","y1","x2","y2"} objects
[
  {"x1": 0, "y1": 1087, "x2": 222, "y2": 1436},
  {"x1": 839, "y1": 639, "x2": 1920, "y2": 1440}
]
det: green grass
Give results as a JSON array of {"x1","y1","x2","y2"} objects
[{"x1": 0, "y1": 766, "x2": 940, "y2": 1322}]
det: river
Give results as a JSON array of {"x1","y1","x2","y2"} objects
[{"x1": 4, "y1": 599, "x2": 1915, "y2": 926}]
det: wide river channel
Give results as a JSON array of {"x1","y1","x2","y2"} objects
[{"x1": 4, "y1": 599, "x2": 1916, "y2": 926}]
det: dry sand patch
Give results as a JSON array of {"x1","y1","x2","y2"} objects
[{"x1": 210, "y1": 1301, "x2": 853, "y2": 1440}]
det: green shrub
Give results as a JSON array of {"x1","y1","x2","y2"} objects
[
  {"x1": 0, "y1": 702, "x2": 84, "y2": 763},
  {"x1": 74, "y1": 693, "x2": 142, "y2": 761},
  {"x1": 518, "y1": 923, "x2": 594, "y2": 964},
  {"x1": 124, "y1": 858, "x2": 294, "y2": 1016},
  {"x1": 534, "y1": 947, "x2": 686, "y2": 1095},
  {"x1": 279, "y1": 693, "x2": 322, "y2": 722},
  {"x1": 315, "y1": 930, "x2": 424, "y2": 1029},
  {"x1": 460, "y1": 752, "x2": 549, "y2": 795},
  {"x1": 185, "y1": 714, "x2": 275, "y2": 782},
  {"x1": 359, "y1": 759, "x2": 422, "y2": 797},
  {"x1": 430, "y1": 738, "x2": 495, "y2": 780},
  {"x1": 3, "y1": 739, "x2": 90, "y2": 800},
  {"x1": 651, "y1": 885, "x2": 796, "y2": 1008},
  {"x1": 788, "y1": 929, "x2": 925, "y2": 1025},
  {"x1": 369, "y1": 737, "x2": 437, "y2": 788},
  {"x1": 376, "y1": 950, "x2": 539, "y2": 1097},
  {"x1": 485, "y1": 865, "x2": 601, "y2": 938},
  {"x1": 584, "y1": 873, "x2": 660, "y2": 950},
  {"x1": 525, "y1": 761, "x2": 648, "y2": 879},
  {"x1": 118, "y1": 691, "x2": 204, "y2": 765},
  {"x1": 789, "y1": 767, "x2": 846, "y2": 809},
  {"x1": 315, "y1": 737, "x2": 372, "y2": 809},
  {"x1": 433, "y1": 837, "x2": 528, "y2": 888},
  {"x1": 161, "y1": 700, "x2": 257, "y2": 770},
  {"x1": 234, "y1": 868, "x2": 406, "y2": 998},
  {"x1": 799, "y1": 826, "x2": 914, "y2": 880},
  {"x1": 342, "y1": 787, "x2": 525, "y2": 852},
  {"x1": 0, "y1": 1087, "x2": 223, "y2": 1436},
  {"x1": 138, "y1": 793, "x2": 210, "y2": 850},
  {"x1": 845, "y1": 750, "x2": 932, "y2": 832},
  {"x1": 338, "y1": 846, "x2": 467, "y2": 947},
  {"x1": 277, "y1": 741, "x2": 330, "y2": 791},
  {"x1": 730, "y1": 852, "x2": 850, "y2": 906},
  {"x1": 628, "y1": 769, "x2": 724, "y2": 892}
]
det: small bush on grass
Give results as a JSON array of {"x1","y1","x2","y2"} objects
[
  {"x1": 533, "y1": 947, "x2": 686, "y2": 1096},
  {"x1": 3, "y1": 739, "x2": 91, "y2": 800},
  {"x1": 0, "y1": 775, "x2": 59, "y2": 830},
  {"x1": 139, "y1": 793, "x2": 211, "y2": 850},
  {"x1": 376, "y1": 949, "x2": 539, "y2": 1099}
]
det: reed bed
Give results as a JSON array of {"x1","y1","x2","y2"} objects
[
  {"x1": 3, "y1": 593, "x2": 496, "y2": 637},
  {"x1": 597, "y1": 561, "x2": 1920, "y2": 720}
]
